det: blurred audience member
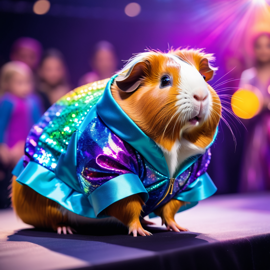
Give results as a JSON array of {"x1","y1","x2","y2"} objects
[
  {"x1": 10, "y1": 37, "x2": 42, "y2": 71},
  {"x1": 37, "y1": 49, "x2": 70, "y2": 111},
  {"x1": 78, "y1": 41, "x2": 118, "y2": 86},
  {"x1": 224, "y1": 51, "x2": 245, "y2": 90},
  {"x1": 240, "y1": 32, "x2": 270, "y2": 192},
  {"x1": 0, "y1": 61, "x2": 42, "y2": 208}
]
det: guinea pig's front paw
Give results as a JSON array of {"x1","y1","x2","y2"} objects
[
  {"x1": 57, "y1": 226, "x2": 76, "y2": 235},
  {"x1": 164, "y1": 219, "x2": 188, "y2": 232},
  {"x1": 128, "y1": 220, "x2": 153, "y2": 237}
]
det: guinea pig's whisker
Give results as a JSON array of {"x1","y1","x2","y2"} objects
[
  {"x1": 172, "y1": 113, "x2": 182, "y2": 137},
  {"x1": 218, "y1": 94, "x2": 234, "y2": 99},
  {"x1": 213, "y1": 79, "x2": 241, "y2": 89},
  {"x1": 211, "y1": 67, "x2": 236, "y2": 87},
  {"x1": 222, "y1": 110, "x2": 246, "y2": 134},
  {"x1": 216, "y1": 86, "x2": 240, "y2": 90},
  {"x1": 221, "y1": 96, "x2": 243, "y2": 103},
  {"x1": 221, "y1": 106, "x2": 246, "y2": 129},
  {"x1": 215, "y1": 89, "x2": 238, "y2": 94},
  {"x1": 218, "y1": 100, "x2": 233, "y2": 106},
  {"x1": 212, "y1": 78, "x2": 239, "y2": 88},
  {"x1": 161, "y1": 110, "x2": 179, "y2": 141},
  {"x1": 212, "y1": 109, "x2": 237, "y2": 149},
  {"x1": 213, "y1": 78, "x2": 241, "y2": 88}
]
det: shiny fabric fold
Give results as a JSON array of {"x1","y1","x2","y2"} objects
[
  {"x1": 54, "y1": 131, "x2": 82, "y2": 193},
  {"x1": 88, "y1": 173, "x2": 149, "y2": 217},
  {"x1": 174, "y1": 172, "x2": 217, "y2": 202}
]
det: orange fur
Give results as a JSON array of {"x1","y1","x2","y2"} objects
[
  {"x1": 106, "y1": 194, "x2": 143, "y2": 227},
  {"x1": 154, "y1": 199, "x2": 184, "y2": 225},
  {"x1": 11, "y1": 176, "x2": 66, "y2": 230}
]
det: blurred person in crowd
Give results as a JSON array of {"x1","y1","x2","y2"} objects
[
  {"x1": 0, "y1": 61, "x2": 42, "y2": 208},
  {"x1": 10, "y1": 37, "x2": 42, "y2": 71},
  {"x1": 240, "y1": 32, "x2": 270, "y2": 192},
  {"x1": 37, "y1": 49, "x2": 70, "y2": 111},
  {"x1": 78, "y1": 41, "x2": 118, "y2": 86}
]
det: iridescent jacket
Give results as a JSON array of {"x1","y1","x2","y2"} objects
[{"x1": 13, "y1": 76, "x2": 218, "y2": 219}]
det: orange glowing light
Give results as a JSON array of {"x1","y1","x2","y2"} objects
[
  {"x1": 125, "y1": 3, "x2": 141, "y2": 17},
  {"x1": 231, "y1": 89, "x2": 260, "y2": 119},
  {"x1": 33, "y1": 0, "x2": 50, "y2": 15}
]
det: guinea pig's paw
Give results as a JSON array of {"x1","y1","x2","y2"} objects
[
  {"x1": 165, "y1": 220, "x2": 188, "y2": 232},
  {"x1": 128, "y1": 221, "x2": 153, "y2": 237},
  {"x1": 57, "y1": 226, "x2": 76, "y2": 235}
]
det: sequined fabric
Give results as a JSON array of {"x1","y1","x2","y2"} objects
[
  {"x1": 76, "y1": 116, "x2": 145, "y2": 195},
  {"x1": 24, "y1": 79, "x2": 108, "y2": 171},
  {"x1": 76, "y1": 115, "x2": 212, "y2": 216}
]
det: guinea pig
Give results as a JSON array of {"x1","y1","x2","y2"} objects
[{"x1": 11, "y1": 48, "x2": 221, "y2": 237}]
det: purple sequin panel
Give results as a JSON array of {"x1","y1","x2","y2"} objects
[{"x1": 76, "y1": 116, "x2": 145, "y2": 195}]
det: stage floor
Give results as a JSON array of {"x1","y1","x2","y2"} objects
[{"x1": 0, "y1": 192, "x2": 270, "y2": 270}]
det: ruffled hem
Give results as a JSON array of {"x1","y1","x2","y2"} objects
[
  {"x1": 16, "y1": 161, "x2": 97, "y2": 218},
  {"x1": 88, "y1": 173, "x2": 149, "y2": 217},
  {"x1": 15, "y1": 160, "x2": 149, "y2": 219}
]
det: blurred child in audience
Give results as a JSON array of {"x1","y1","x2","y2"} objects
[
  {"x1": 240, "y1": 32, "x2": 270, "y2": 192},
  {"x1": 0, "y1": 61, "x2": 42, "y2": 208},
  {"x1": 37, "y1": 49, "x2": 70, "y2": 111},
  {"x1": 78, "y1": 41, "x2": 118, "y2": 86},
  {"x1": 10, "y1": 37, "x2": 42, "y2": 71}
]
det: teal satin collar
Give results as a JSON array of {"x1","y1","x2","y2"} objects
[{"x1": 97, "y1": 75, "x2": 218, "y2": 178}]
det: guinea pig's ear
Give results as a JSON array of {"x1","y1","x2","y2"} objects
[
  {"x1": 172, "y1": 49, "x2": 217, "y2": 82},
  {"x1": 199, "y1": 58, "x2": 215, "y2": 82},
  {"x1": 115, "y1": 61, "x2": 149, "y2": 93}
]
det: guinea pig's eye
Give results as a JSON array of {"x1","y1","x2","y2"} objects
[
  {"x1": 160, "y1": 75, "x2": 172, "y2": 88},
  {"x1": 202, "y1": 75, "x2": 206, "y2": 80}
]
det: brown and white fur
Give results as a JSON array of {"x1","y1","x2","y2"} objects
[{"x1": 12, "y1": 49, "x2": 221, "y2": 237}]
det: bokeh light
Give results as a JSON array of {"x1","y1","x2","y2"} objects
[
  {"x1": 231, "y1": 89, "x2": 260, "y2": 119},
  {"x1": 33, "y1": 0, "x2": 50, "y2": 15},
  {"x1": 125, "y1": 3, "x2": 141, "y2": 17}
]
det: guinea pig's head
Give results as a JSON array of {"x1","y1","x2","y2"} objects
[{"x1": 111, "y1": 49, "x2": 221, "y2": 151}]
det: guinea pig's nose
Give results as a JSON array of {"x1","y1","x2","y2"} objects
[{"x1": 193, "y1": 91, "x2": 208, "y2": 102}]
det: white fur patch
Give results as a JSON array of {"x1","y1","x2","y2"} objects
[{"x1": 158, "y1": 139, "x2": 205, "y2": 178}]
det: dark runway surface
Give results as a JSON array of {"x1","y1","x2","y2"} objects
[{"x1": 0, "y1": 192, "x2": 270, "y2": 270}]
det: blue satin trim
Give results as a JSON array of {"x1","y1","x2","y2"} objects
[
  {"x1": 88, "y1": 173, "x2": 149, "y2": 217},
  {"x1": 16, "y1": 161, "x2": 97, "y2": 218},
  {"x1": 12, "y1": 156, "x2": 24, "y2": 177},
  {"x1": 174, "y1": 172, "x2": 217, "y2": 202}
]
